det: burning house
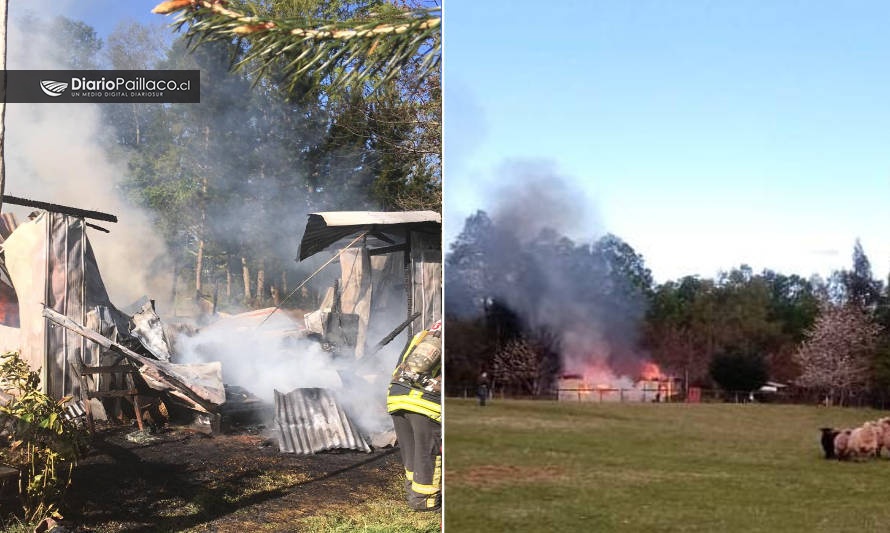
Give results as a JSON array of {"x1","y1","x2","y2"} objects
[{"x1": 557, "y1": 361, "x2": 682, "y2": 403}]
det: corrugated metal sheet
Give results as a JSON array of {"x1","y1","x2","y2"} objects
[{"x1": 273, "y1": 388, "x2": 371, "y2": 454}]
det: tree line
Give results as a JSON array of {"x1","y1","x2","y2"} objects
[
  {"x1": 445, "y1": 210, "x2": 890, "y2": 406},
  {"x1": 41, "y1": 1, "x2": 440, "y2": 312}
]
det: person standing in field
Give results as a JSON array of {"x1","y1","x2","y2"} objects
[
  {"x1": 386, "y1": 320, "x2": 442, "y2": 512},
  {"x1": 477, "y1": 371, "x2": 490, "y2": 406}
]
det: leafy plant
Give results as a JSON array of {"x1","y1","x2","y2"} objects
[{"x1": 0, "y1": 352, "x2": 88, "y2": 522}]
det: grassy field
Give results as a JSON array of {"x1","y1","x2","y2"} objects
[
  {"x1": 443, "y1": 399, "x2": 890, "y2": 533},
  {"x1": 297, "y1": 476, "x2": 441, "y2": 533}
]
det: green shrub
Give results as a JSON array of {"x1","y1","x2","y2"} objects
[
  {"x1": 709, "y1": 348, "x2": 768, "y2": 396},
  {"x1": 0, "y1": 351, "x2": 89, "y2": 522}
]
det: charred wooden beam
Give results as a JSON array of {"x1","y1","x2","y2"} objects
[
  {"x1": 42, "y1": 308, "x2": 217, "y2": 417},
  {"x1": 2, "y1": 195, "x2": 117, "y2": 223},
  {"x1": 369, "y1": 230, "x2": 396, "y2": 245},
  {"x1": 368, "y1": 243, "x2": 407, "y2": 256},
  {"x1": 85, "y1": 222, "x2": 110, "y2": 233},
  {"x1": 368, "y1": 311, "x2": 421, "y2": 356}
]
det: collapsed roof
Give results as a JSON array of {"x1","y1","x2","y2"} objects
[
  {"x1": 298, "y1": 210, "x2": 441, "y2": 261},
  {"x1": 268, "y1": 211, "x2": 443, "y2": 453},
  {"x1": 0, "y1": 209, "x2": 225, "y2": 423},
  {"x1": 297, "y1": 210, "x2": 442, "y2": 356}
]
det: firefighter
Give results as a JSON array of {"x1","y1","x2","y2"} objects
[{"x1": 386, "y1": 319, "x2": 442, "y2": 512}]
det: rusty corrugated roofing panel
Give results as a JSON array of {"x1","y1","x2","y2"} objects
[{"x1": 273, "y1": 388, "x2": 371, "y2": 454}]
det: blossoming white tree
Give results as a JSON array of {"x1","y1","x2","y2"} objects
[{"x1": 794, "y1": 303, "x2": 882, "y2": 406}]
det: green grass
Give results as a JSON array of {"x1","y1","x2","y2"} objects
[
  {"x1": 297, "y1": 477, "x2": 440, "y2": 533},
  {"x1": 176, "y1": 470, "x2": 440, "y2": 533},
  {"x1": 444, "y1": 399, "x2": 890, "y2": 533}
]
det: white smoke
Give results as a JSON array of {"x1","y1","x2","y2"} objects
[
  {"x1": 5, "y1": 6, "x2": 172, "y2": 308},
  {"x1": 175, "y1": 315, "x2": 343, "y2": 401},
  {"x1": 174, "y1": 310, "x2": 403, "y2": 434}
]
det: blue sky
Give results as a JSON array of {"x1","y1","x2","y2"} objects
[
  {"x1": 24, "y1": 1, "x2": 166, "y2": 37},
  {"x1": 444, "y1": 1, "x2": 890, "y2": 283},
  {"x1": 19, "y1": 1, "x2": 890, "y2": 284}
]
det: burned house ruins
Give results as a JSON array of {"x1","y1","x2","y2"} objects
[{"x1": 0, "y1": 202, "x2": 441, "y2": 455}]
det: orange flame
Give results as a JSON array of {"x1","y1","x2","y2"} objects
[{"x1": 639, "y1": 362, "x2": 664, "y2": 381}]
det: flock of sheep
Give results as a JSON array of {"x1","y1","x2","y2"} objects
[{"x1": 820, "y1": 420, "x2": 890, "y2": 460}]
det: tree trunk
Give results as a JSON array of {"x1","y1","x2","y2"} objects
[
  {"x1": 131, "y1": 102, "x2": 141, "y2": 146},
  {"x1": 195, "y1": 238, "x2": 204, "y2": 299},
  {"x1": 256, "y1": 263, "x2": 265, "y2": 306},
  {"x1": 271, "y1": 285, "x2": 280, "y2": 307},
  {"x1": 195, "y1": 176, "x2": 207, "y2": 299},
  {"x1": 171, "y1": 257, "x2": 179, "y2": 317},
  {"x1": 281, "y1": 270, "x2": 288, "y2": 295},
  {"x1": 226, "y1": 266, "x2": 232, "y2": 300},
  {"x1": 212, "y1": 279, "x2": 219, "y2": 315},
  {"x1": 241, "y1": 257, "x2": 251, "y2": 301}
]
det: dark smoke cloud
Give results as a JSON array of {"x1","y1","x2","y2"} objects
[
  {"x1": 454, "y1": 160, "x2": 649, "y2": 378},
  {"x1": 489, "y1": 159, "x2": 602, "y2": 242}
]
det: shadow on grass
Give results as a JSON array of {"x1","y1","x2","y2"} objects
[{"x1": 65, "y1": 434, "x2": 400, "y2": 533}]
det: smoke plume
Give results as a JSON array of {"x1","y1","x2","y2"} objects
[
  {"x1": 5, "y1": 6, "x2": 172, "y2": 309},
  {"x1": 480, "y1": 160, "x2": 649, "y2": 379},
  {"x1": 491, "y1": 160, "x2": 601, "y2": 242}
]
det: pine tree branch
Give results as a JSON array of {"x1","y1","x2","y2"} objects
[{"x1": 152, "y1": 0, "x2": 440, "y2": 93}]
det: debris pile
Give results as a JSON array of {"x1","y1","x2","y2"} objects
[{"x1": 0, "y1": 208, "x2": 441, "y2": 456}]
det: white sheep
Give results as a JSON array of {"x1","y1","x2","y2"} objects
[
  {"x1": 834, "y1": 428, "x2": 853, "y2": 460},
  {"x1": 873, "y1": 418, "x2": 890, "y2": 458},
  {"x1": 847, "y1": 421, "x2": 880, "y2": 460}
]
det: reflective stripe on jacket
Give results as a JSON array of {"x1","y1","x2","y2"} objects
[
  {"x1": 387, "y1": 381, "x2": 441, "y2": 422},
  {"x1": 387, "y1": 330, "x2": 441, "y2": 421}
]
